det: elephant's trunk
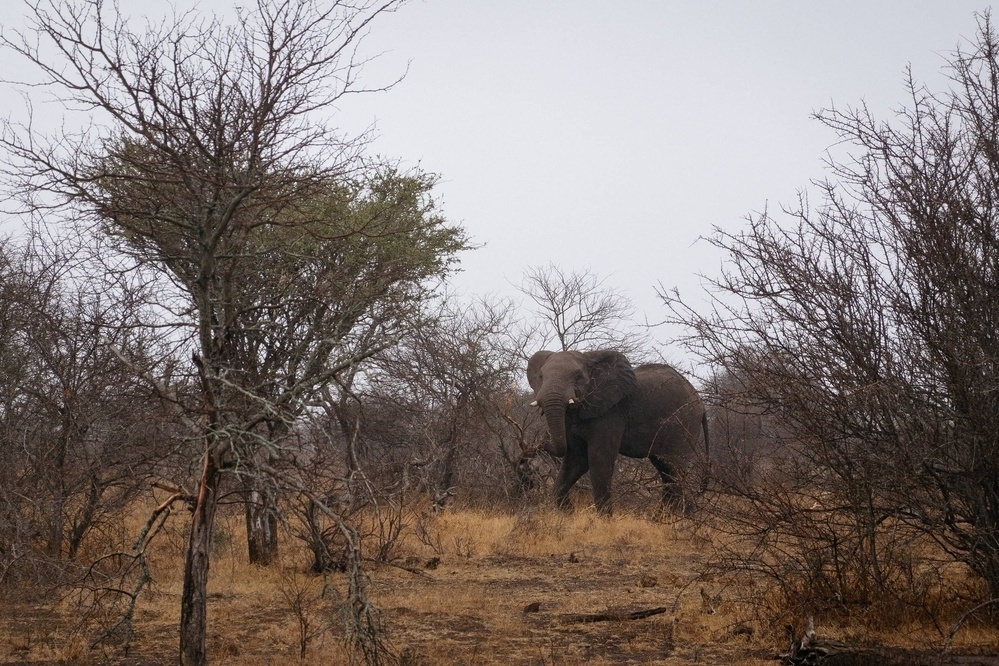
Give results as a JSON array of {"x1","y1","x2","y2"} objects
[{"x1": 541, "y1": 394, "x2": 568, "y2": 458}]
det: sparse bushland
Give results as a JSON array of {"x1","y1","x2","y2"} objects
[
  {"x1": 5, "y1": 1, "x2": 999, "y2": 663},
  {"x1": 663, "y1": 11, "x2": 999, "y2": 638},
  {"x1": 3, "y1": 495, "x2": 999, "y2": 665},
  {"x1": 0, "y1": 0, "x2": 468, "y2": 661},
  {"x1": 0, "y1": 498, "x2": 748, "y2": 665}
]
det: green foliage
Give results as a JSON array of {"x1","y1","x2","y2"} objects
[{"x1": 92, "y1": 130, "x2": 468, "y2": 413}]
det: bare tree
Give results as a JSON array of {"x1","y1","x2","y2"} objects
[
  {"x1": 701, "y1": 366, "x2": 784, "y2": 488},
  {"x1": 519, "y1": 263, "x2": 651, "y2": 356},
  {"x1": 362, "y1": 297, "x2": 526, "y2": 506},
  {"x1": 0, "y1": 232, "x2": 166, "y2": 586},
  {"x1": 664, "y1": 14, "x2": 999, "y2": 615},
  {"x1": 0, "y1": 1, "x2": 466, "y2": 663}
]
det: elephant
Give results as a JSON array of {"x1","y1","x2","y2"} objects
[{"x1": 526, "y1": 349, "x2": 708, "y2": 513}]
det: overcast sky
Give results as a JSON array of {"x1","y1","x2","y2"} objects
[{"x1": 1, "y1": 1, "x2": 993, "y2": 363}]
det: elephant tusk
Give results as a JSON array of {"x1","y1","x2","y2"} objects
[
  {"x1": 530, "y1": 400, "x2": 538, "y2": 407},
  {"x1": 568, "y1": 399, "x2": 576, "y2": 405}
]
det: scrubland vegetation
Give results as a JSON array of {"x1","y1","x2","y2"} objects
[
  {"x1": 5, "y1": 0, "x2": 999, "y2": 663},
  {"x1": 8, "y1": 501, "x2": 757, "y2": 665},
  {"x1": 5, "y1": 495, "x2": 999, "y2": 665}
]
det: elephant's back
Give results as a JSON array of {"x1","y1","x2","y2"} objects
[
  {"x1": 620, "y1": 363, "x2": 705, "y2": 458},
  {"x1": 633, "y1": 363, "x2": 698, "y2": 396}
]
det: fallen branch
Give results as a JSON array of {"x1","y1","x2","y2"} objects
[{"x1": 557, "y1": 606, "x2": 669, "y2": 624}]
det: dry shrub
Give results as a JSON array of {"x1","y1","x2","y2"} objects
[
  {"x1": 276, "y1": 566, "x2": 338, "y2": 660},
  {"x1": 662, "y1": 13, "x2": 999, "y2": 635},
  {"x1": 495, "y1": 508, "x2": 571, "y2": 557},
  {"x1": 695, "y1": 458, "x2": 975, "y2": 631}
]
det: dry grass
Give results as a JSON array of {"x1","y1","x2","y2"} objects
[
  {"x1": 2, "y1": 497, "x2": 999, "y2": 664},
  {"x1": 383, "y1": 507, "x2": 773, "y2": 665}
]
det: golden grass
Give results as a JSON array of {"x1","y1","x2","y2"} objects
[{"x1": 2, "y1": 498, "x2": 998, "y2": 664}]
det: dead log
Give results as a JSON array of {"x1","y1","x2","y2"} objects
[{"x1": 557, "y1": 606, "x2": 669, "y2": 624}]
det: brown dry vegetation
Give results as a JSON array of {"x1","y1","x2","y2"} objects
[{"x1": 5, "y1": 496, "x2": 999, "y2": 665}]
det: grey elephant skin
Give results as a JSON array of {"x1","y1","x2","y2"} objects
[{"x1": 526, "y1": 349, "x2": 708, "y2": 513}]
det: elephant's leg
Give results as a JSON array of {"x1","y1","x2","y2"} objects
[
  {"x1": 650, "y1": 455, "x2": 684, "y2": 512},
  {"x1": 586, "y1": 420, "x2": 626, "y2": 514},
  {"x1": 554, "y1": 446, "x2": 588, "y2": 510},
  {"x1": 588, "y1": 449, "x2": 617, "y2": 514}
]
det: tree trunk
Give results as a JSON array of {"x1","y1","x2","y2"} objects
[
  {"x1": 179, "y1": 445, "x2": 223, "y2": 666},
  {"x1": 245, "y1": 484, "x2": 279, "y2": 566},
  {"x1": 67, "y1": 476, "x2": 101, "y2": 559},
  {"x1": 48, "y1": 433, "x2": 68, "y2": 558}
]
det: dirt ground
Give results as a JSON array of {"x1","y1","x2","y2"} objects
[
  {"x1": 3, "y1": 507, "x2": 999, "y2": 665},
  {"x1": 370, "y1": 553, "x2": 772, "y2": 665}
]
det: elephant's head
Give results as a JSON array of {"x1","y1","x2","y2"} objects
[{"x1": 526, "y1": 350, "x2": 637, "y2": 457}]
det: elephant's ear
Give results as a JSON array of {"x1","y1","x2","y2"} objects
[
  {"x1": 579, "y1": 350, "x2": 636, "y2": 419},
  {"x1": 526, "y1": 350, "x2": 555, "y2": 394}
]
